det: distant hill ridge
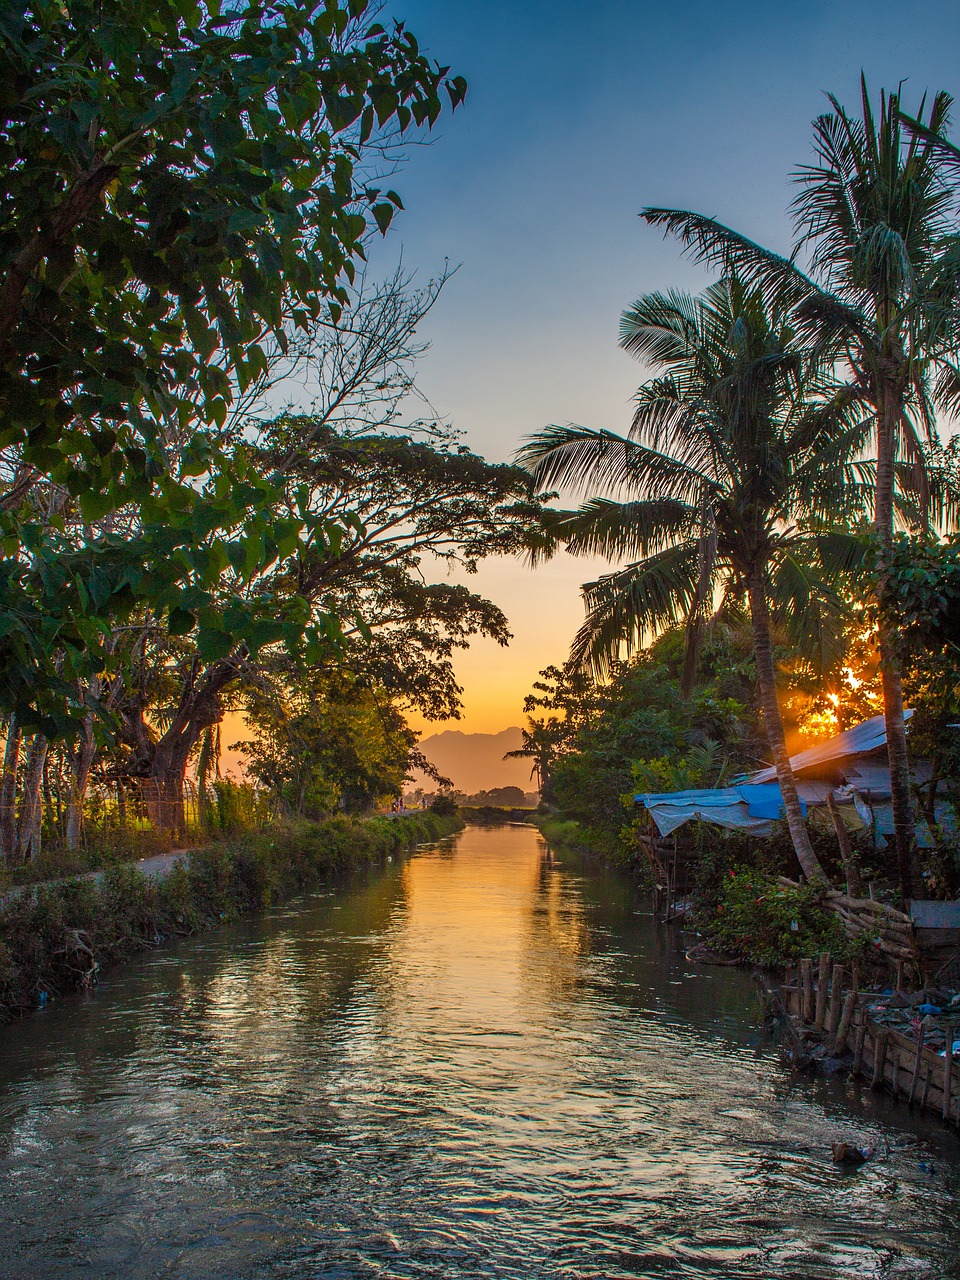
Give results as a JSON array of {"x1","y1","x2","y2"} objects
[{"x1": 412, "y1": 726, "x2": 533, "y2": 795}]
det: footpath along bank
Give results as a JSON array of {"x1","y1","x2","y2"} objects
[{"x1": 0, "y1": 810, "x2": 461, "y2": 1022}]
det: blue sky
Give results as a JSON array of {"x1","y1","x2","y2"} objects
[{"x1": 364, "y1": 0, "x2": 960, "y2": 734}]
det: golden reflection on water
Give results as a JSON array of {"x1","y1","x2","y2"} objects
[
  {"x1": 2, "y1": 825, "x2": 959, "y2": 1280},
  {"x1": 388, "y1": 825, "x2": 587, "y2": 1032}
]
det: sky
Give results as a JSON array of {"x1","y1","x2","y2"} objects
[{"x1": 358, "y1": 0, "x2": 960, "y2": 736}]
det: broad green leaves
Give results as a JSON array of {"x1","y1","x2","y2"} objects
[{"x1": 0, "y1": 0, "x2": 465, "y2": 730}]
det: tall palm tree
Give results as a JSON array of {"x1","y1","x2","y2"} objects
[
  {"x1": 520, "y1": 277, "x2": 874, "y2": 883},
  {"x1": 642, "y1": 79, "x2": 960, "y2": 899}
]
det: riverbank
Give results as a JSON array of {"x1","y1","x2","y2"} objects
[{"x1": 0, "y1": 810, "x2": 461, "y2": 1021}]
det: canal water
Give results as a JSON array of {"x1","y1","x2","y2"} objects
[{"x1": 0, "y1": 823, "x2": 958, "y2": 1278}]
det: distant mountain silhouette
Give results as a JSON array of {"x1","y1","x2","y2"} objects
[{"x1": 411, "y1": 726, "x2": 534, "y2": 794}]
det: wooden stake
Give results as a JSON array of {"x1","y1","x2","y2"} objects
[
  {"x1": 920, "y1": 1064, "x2": 931, "y2": 1110},
  {"x1": 871, "y1": 1031, "x2": 888, "y2": 1090},
  {"x1": 943, "y1": 1036, "x2": 954, "y2": 1122},
  {"x1": 852, "y1": 1015, "x2": 868, "y2": 1077},
  {"x1": 895, "y1": 960, "x2": 904, "y2": 993},
  {"x1": 908, "y1": 1028, "x2": 926, "y2": 1105},
  {"x1": 828, "y1": 964, "x2": 844, "y2": 1038},
  {"x1": 835, "y1": 991, "x2": 856, "y2": 1054},
  {"x1": 826, "y1": 790, "x2": 863, "y2": 896},
  {"x1": 800, "y1": 958, "x2": 814, "y2": 1023},
  {"x1": 815, "y1": 952, "x2": 831, "y2": 1030}
]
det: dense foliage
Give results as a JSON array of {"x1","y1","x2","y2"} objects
[
  {"x1": 518, "y1": 634, "x2": 753, "y2": 855},
  {"x1": 0, "y1": 0, "x2": 465, "y2": 731},
  {"x1": 700, "y1": 869, "x2": 854, "y2": 967}
]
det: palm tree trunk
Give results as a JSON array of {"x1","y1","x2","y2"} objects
[
  {"x1": 746, "y1": 572, "x2": 828, "y2": 883},
  {"x1": 876, "y1": 383, "x2": 916, "y2": 902}
]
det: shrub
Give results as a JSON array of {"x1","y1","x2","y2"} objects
[{"x1": 701, "y1": 868, "x2": 853, "y2": 966}]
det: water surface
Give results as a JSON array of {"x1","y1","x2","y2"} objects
[{"x1": 0, "y1": 824, "x2": 957, "y2": 1278}]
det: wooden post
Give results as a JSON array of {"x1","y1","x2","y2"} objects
[
  {"x1": 895, "y1": 960, "x2": 904, "y2": 993},
  {"x1": 800, "y1": 959, "x2": 814, "y2": 1023},
  {"x1": 946, "y1": 1040, "x2": 955, "y2": 1122},
  {"x1": 835, "y1": 992, "x2": 856, "y2": 1054},
  {"x1": 815, "y1": 953, "x2": 831, "y2": 1030},
  {"x1": 826, "y1": 790, "x2": 863, "y2": 896},
  {"x1": 908, "y1": 1028, "x2": 926, "y2": 1105},
  {"x1": 828, "y1": 965, "x2": 844, "y2": 1038},
  {"x1": 871, "y1": 1031, "x2": 888, "y2": 1090},
  {"x1": 921, "y1": 1064, "x2": 932, "y2": 1110},
  {"x1": 891, "y1": 1047, "x2": 900, "y2": 1098},
  {"x1": 852, "y1": 1015, "x2": 868, "y2": 1077}
]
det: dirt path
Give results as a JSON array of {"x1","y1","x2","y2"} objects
[{"x1": 3, "y1": 848, "x2": 195, "y2": 904}]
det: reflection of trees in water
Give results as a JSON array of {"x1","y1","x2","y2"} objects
[
  {"x1": 520, "y1": 838, "x2": 592, "y2": 1007},
  {"x1": 536, "y1": 843, "x2": 765, "y2": 1044},
  {"x1": 0, "y1": 864, "x2": 411, "y2": 1111}
]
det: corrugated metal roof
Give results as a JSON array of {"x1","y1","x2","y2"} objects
[{"x1": 749, "y1": 711, "x2": 913, "y2": 785}]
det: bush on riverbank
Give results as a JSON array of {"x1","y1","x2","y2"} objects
[
  {"x1": 698, "y1": 868, "x2": 859, "y2": 967},
  {"x1": 0, "y1": 811, "x2": 460, "y2": 1021}
]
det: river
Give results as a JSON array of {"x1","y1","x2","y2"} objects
[{"x1": 0, "y1": 823, "x2": 957, "y2": 1278}]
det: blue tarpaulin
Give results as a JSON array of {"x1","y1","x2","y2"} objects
[
  {"x1": 733, "y1": 784, "x2": 807, "y2": 821},
  {"x1": 634, "y1": 783, "x2": 807, "y2": 836}
]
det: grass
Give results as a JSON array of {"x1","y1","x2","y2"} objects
[{"x1": 0, "y1": 810, "x2": 461, "y2": 1021}]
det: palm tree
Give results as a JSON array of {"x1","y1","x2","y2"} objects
[
  {"x1": 520, "y1": 277, "x2": 874, "y2": 883},
  {"x1": 642, "y1": 79, "x2": 960, "y2": 900}
]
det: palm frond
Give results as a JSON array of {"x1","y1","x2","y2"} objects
[
  {"x1": 517, "y1": 424, "x2": 713, "y2": 504},
  {"x1": 641, "y1": 208, "x2": 818, "y2": 312},
  {"x1": 570, "y1": 541, "x2": 707, "y2": 678},
  {"x1": 768, "y1": 552, "x2": 848, "y2": 674},
  {"x1": 547, "y1": 497, "x2": 697, "y2": 561}
]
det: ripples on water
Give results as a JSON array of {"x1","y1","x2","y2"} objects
[{"x1": 0, "y1": 824, "x2": 958, "y2": 1279}]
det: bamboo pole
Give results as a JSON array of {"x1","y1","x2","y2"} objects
[
  {"x1": 800, "y1": 959, "x2": 814, "y2": 1023},
  {"x1": 835, "y1": 992, "x2": 856, "y2": 1055},
  {"x1": 815, "y1": 953, "x2": 831, "y2": 1030}
]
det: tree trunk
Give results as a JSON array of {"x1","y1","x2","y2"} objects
[
  {"x1": 746, "y1": 572, "x2": 829, "y2": 883},
  {"x1": 146, "y1": 736, "x2": 198, "y2": 834},
  {"x1": 875, "y1": 381, "x2": 916, "y2": 901},
  {"x1": 0, "y1": 714, "x2": 20, "y2": 862},
  {"x1": 65, "y1": 715, "x2": 98, "y2": 853},
  {"x1": 16, "y1": 734, "x2": 47, "y2": 863}
]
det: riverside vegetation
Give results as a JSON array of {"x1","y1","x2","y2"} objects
[
  {"x1": 3, "y1": 11, "x2": 960, "y2": 989},
  {"x1": 0, "y1": 808, "x2": 461, "y2": 1020},
  {"x1": 518, "y1": 80, "x2": 960, "y2": 967}
]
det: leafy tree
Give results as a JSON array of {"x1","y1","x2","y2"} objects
[
  {"x1": 0, "y1": 0, "x2": 465, "y2": 728},
  {"x1": 524, "y1": 653, "x2": 748, "y2": 855},
  {"x1": 881, "y1": 531, "x2": 960, "y2": 843},
  {"x1": 237, "y1": 672, "x2": 422, "y2": 817},
  {"x1": 520, "y1": 277, "x2": 874, "y2": 881},
  {"x1": 109, "y1": 416, "x2": 540, "y2": 827},
  {"x1": 643, "y1": 78, "x2": 960, "y2": 896}
]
